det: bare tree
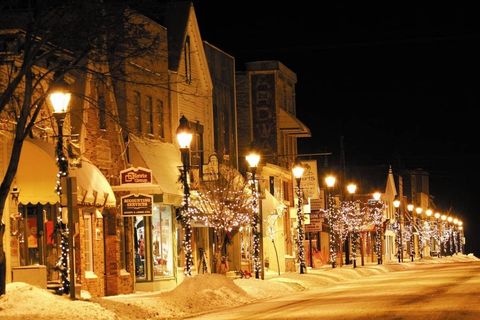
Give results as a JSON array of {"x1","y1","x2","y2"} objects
[
  {"x1": 0, "y1": 0, "x2": 166, "y2": 295},
  {"x1": 189, "y1": 165, "x2": 253, "y2": 274}
]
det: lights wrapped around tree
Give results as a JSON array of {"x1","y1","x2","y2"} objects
[
  {"x1": 370, "y1": 193, "x2": 384, "y2": 265},
  {"x1": 339, "y1": 199, "x2": 363, "y2": 268},
  {"x1": 188, "y1": 166, "x2": 254, "y2": 274},
  {"x1": 327, "y1": 194, "x2": 339, "y2": 268}
]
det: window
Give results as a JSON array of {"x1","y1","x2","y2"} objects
[
  {"x1": 84, "y1": 214, "x2": 94, "y2": 272},
  {"x1": 133, "y1": 205, "x2": 174, "y2": 281},
  {"x1": 190, "y1": 122, "x2": 204, "y2": 168},
  {"x1": 134, "y1": 216, "x2": 147, "y2": 281},
  {"x1": 184, "y1": 35, "x2": 192, "y2": 84},
  {"x1": 152, "y1": 205, "x2": 174, "y2": 278},
  {"x1": 146, "y1": 95, "x2": 153, "y2": 135},
  {"x1": 157, "y1": 99, "x2": 164, "y2": 138},
  {"x1": 98, "y1": 93, "x2": 106, "y2": 129},
  {"x1": 134, "y1": 91, "x2": 141, "y2": 133}
]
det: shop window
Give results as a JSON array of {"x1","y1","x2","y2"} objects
[
  {"x1": 134, "y1": 216, "x2": 147, "y2": 281},
  {"x1": 152, "y1": 204, "x2": 173, "y2": 278},
  {"x1": 84, "y1": 214, "x2": 94, "y2": 272},
  {"x1": 18, "y1": 204, "x2": 59, "y2": 282}
]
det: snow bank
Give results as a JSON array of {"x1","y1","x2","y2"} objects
[
  {"x1": 0, "y1": 282, "x2": 116, "y2": 320},
  {"x1": 99, "y1": 274, "x2": 253, "y2": 319},
  {"x1": 2, "y1": 255, "x2": 478, "y2": 319}
]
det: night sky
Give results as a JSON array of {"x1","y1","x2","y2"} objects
[{"x1": 194, "y1": 2, "x2": 480, "y2": 255}]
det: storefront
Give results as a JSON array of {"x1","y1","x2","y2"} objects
[
  {"x1": 113, "y1": 135, "x2": 188, "y2": 292},
  {"x1": 6, "y1": 138, "x2": 117, "y2": 296}
]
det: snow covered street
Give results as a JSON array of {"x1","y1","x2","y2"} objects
[
  {"x1": 1, "y1": 255, "x2": 478, "y2": 319},
  {"x1": 191, "y1": 257, "x2": 480, "y2": 319}
]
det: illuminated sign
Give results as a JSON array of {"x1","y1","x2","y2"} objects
[
  {"x1": 121, "y1": 194, "x2": 153, "y2": 216},
  {"x1": 120, "y1": 167, "x2": 152, "y2": 184}
]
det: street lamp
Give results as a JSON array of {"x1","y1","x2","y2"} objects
[
  {"x1": 325, "y1": 175, "x2": 337, "y2": 268},
  {"x1": 292, "y1": 161, "x2": 306, "y2": 274},
  {"x1": 48, "y1": 79, "x2": 73, "y2": 297},
  {"x1": 393, "y1": 198, "x2": 402, "y2": 263},
  {"x1": 407, "y1": 204, "x2": 415, "y2": 261},
  {"x1": 246, "y1": 148, "x2": 261, "y2": 279},
  {"x1": 347, "y1": 183, "x2": 358, "y2": 268},
  {"x1": 176, "y1": 115, "x2": 193, "y2": 276}
]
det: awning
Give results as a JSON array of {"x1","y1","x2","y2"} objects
[
  {"x1": 16, "y1": 139, "x2": 58, "y2": 205},
  {"x1": 278, "y1": 108, "x2": 311, "y2": 137},
  {"x1": 76, "y1": 159, "x2": 116, "y2": 207},
  {"x1": 115, "y1": 135, "x2": 183, "y2": 205},
  {"x1": 15, "y1": 139, "x2": 115, "y2": 207}
]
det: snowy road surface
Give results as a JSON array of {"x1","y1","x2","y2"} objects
[{"x1": 190, "y1": 261, "x2": 480, "y2": 320}]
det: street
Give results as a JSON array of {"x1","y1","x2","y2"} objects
[{"x1": 189, "y1": 261, "x2": 480, "y2": 320}]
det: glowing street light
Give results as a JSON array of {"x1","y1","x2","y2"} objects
[
  {"x1": 325, "y1": 175, "x2": 337, "y2": 268},
  {"x1": 393, "y1": 198, "x2": 402, "y2": 263},
  {"x1": 176, "y1": 115, "x2": 194, "y2": 276},
  {"x1": 346, "y1": 183, "x2": 358, "y2": 268},
  {"x1": 246, "y1": 148, "x2": 262, "y2": 279},
  {"x1": 292, "y1": 161, "x2": 306, "y2": 274},
  {"x1": 407, "y1": 204, "x2": 415, "y2": 261},
  {"x1": 49, "y1": 78, "x2": 74, "y2": 298}
]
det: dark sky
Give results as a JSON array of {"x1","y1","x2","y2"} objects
[{"x1": 194, "y1": 1, "x2": 480, "y2": 255}]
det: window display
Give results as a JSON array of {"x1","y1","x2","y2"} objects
[
  {"x1": 152, "y1": 205, "x2": 173, "y2": 278},
  {"x1": 134, "y1": 204, "x2": 174, "y2": 281},
  {"x1": 134, "y1": 216, "x2": 146, "y2": 280}
]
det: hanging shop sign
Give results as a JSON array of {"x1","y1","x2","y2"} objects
[
  {"x1": 120, "y1": 167, "x2": 152, "y2": 185},
  {"x1": 121, "y1": 193, "x2": 153, "y2": 216}
]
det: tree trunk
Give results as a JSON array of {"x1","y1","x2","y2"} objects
[
  {"x1": 0, "y1": 223, "x2": 6, "y2": 296},
  {"x1": 0, "y1": 113, "x2": 30, "y2": 295}
]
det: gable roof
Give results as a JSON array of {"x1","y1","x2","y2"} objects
[{"x1": 156, "y1": 1, "x2": 192, "y2": 71}]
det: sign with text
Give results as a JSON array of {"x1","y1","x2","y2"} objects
[
  {"x1": 300, "y1": 160, "x2": 320, "y2": 199},
  {"x1": 251, "y1": 73, "x2": 277, "y2": 155},
  {"x1": 120, "y1": 167, "x2": 152, "y2": 185},
  {"x1": 121, "y1": 194, "x2": 153, "y2": 216}
]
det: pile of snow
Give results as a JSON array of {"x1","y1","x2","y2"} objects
[
  {"x1": 0, "y1": 282, "x2": 116, "y2": 320},
  {"x1": 1, "y1": 255, "x2": 478, "y2": 319},
  {"x1": 99, "y1": 274, "x2": 253, "y2": 319}
]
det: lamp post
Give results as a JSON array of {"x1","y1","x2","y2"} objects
[
  {"x1": 407, "y1": 204, "x2": 415, "y2": 261},
  {"x1": 393, "y1": 198, "x2": 402, "y2": 263},
  {"x1": 246, "y1": 149, "x2": 261, "y2": 278},
  {"x1": 292, "y1": 162, "x2": 306, "y2": 274},
  {"x1": 372, "y1": 192, "x2": 383, "y2": 265},
  {"x1": 325, "y1": 175, "x2": 337, "y2": 268},
  {"x1": 347, "y1": 183, "x2": 358, "y2": 268},
  {"x1": 176, "y1": 115, "x2": 194, "y2": 276},
  {"x1": 49, "y1": 79, "x2": 74, "y2": 297}
]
